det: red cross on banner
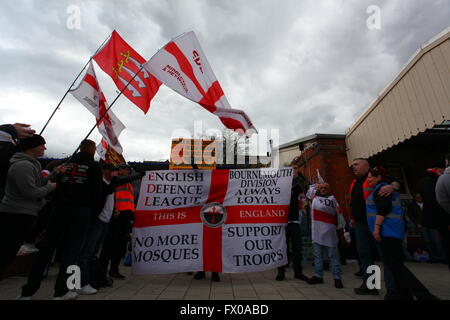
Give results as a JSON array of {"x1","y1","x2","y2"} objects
[{"x1": 132, "y1": 168, "x2": 293, "y2": 275}]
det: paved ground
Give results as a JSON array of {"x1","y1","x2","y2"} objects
[{"x1": 1, "y1": 260, "x2": 449, "y2": 300}]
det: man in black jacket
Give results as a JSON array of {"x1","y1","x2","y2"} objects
[
  {"x1": 276, "y1": 163, "x2": 309, "y2": 282},
  {"x1": 19, "y1": 139, "x2": 103, "y2": 300},
  {"x1": 420, "y1": 163, "x2": 449, "y2": 264}
]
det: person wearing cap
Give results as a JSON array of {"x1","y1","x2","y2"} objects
[
  {"x1": 99, "y1": 162, "x2": 139, "y2": 280},
  {"x1": 368, "y1": 166, "x2": 438, "y2": 300},
  {"x1": 78, "y1": 162, "x2": 144, "y2": 293},
  {"x1": 19, "y1": 139, "x2": 103, "y2": 300},
  {"x1": 419, "y1": 161, "x2": 448, "y2": 264},
  {"x1": 0, "y1": 134, "x2": 58, "y2": 277}
]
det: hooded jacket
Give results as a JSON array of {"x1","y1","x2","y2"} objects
[
  {"x1": 436, "y1": 167, "x2": 450, "y2": 216},
  {"x1": 0, "y1": 152, "x2": 53, "y2": 216}
]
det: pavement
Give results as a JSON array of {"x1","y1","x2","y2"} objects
[{"x1": 1, "y1": 260, "x2": 449, "y2": 300}]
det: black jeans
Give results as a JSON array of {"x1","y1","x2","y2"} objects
[
  {"x1": 24, "y1": 201, "x2": 53, "y2": 244},
  {"x1": 0, "y1": 212, "x2": 35, "y2": 277},
  {"x1": 21, "y1": 205, "x2": 92, "y2": 297},
  {"x1": 278, "y1": 222, "x2": 303, "y2": 275},
  {"x1": 438, "y1": 227, "x2": 450, "y2": 269},
  {"x1": 380, "y1": 237, "x2": 435, "y2": 299},
  {"x1": 99, "y1": 210, "x2": 132, "y2": 275}
]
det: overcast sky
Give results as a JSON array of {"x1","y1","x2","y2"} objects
[{"x1": 0, "y1": 0, "x2": 448, "y2": 161}]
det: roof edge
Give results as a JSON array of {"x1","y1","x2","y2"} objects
[
  {"x1": 275, "y1": 133, "x2": 346, "y2": 150},
  {"x1": 346, "y1": 28, "x2": 450, "y2": 136}
]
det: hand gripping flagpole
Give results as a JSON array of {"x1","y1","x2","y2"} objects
[
  {"x1": 39, "y1": 33, "x2": 112, "y2": 135},
  {"x1": 67, "y1": 65, "x2": 146, "y2": 162}
]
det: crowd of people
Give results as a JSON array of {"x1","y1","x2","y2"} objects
[
  {"x1": 0, "y1": 123, "x2": 144, "y2": 299},
  {"x1": 0, "y1": 122, "x2": 449, "y2": 300},
  {"x1": 283, "y1": 157, "x2": 449, "y2": 300}
]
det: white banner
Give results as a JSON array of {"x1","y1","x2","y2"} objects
[
  {"x1": 144, "y1": 31, "x2": 256, "y2": 133},
  {"x1": 132, "y1": 168, "x2": 293, "y2": 274}
]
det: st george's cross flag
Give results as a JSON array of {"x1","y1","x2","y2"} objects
[
  {"x1": 143, "y1": 31, "x2": 256, "y2": 133},
  {"x1": 70, "y1": 61, "x2": 125, "y2": 154},
  {"x1": 96, "y1": 139, "x2": 108, "y2": 160},
  {"x1": 93, "y1": 30, "x2": 162, "y2": 114},
  {"x1": 132, "y1": 168, "x2": 293, "y2": 275}
]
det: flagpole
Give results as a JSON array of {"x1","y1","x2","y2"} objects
[
  {"x1": 67, "y1": 65, "x2": 145, "y2": 162},
  {"x1": 39, "y1": 33, "x2": 112, "y2": 135}
]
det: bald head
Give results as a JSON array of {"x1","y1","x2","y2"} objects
[
  {"x1": 351, "y1": 158, "x2": 370, "y2": 178},
  {"x1": 318, "y1": 183, "x2": 331, "y2": 196}
]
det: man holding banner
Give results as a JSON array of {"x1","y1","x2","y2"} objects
[{"x1": 276, "y1": 163, "x2": 310, "y2": 282}]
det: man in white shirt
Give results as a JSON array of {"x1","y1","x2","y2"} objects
[{"x1": 307, "y1": 183, "x2": 344, "y2": 289}]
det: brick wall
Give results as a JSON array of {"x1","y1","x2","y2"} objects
[{"x1": 297, "y1": 138, "x2": 354, "y2": 217}]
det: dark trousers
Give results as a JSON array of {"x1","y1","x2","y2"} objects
[
  {"x1": 21, "y1": 205, "x2": 92, "y2": 297},
  {"x1": 24, "y1": 202, "x2": 53, "y2": 244},
  {"x1": 78, "y1": 219, "x2": 109, "y2": 287},
  {"x1": 0, "y1": 213, "x2": 35, "y2": 277},
  {"x1": 278, "y1": 222, "x2": 303, "y2": 275},
  {"x1": 99, "y1": 210, "x2": 132, "y2": 275},
  {"x1": 438, "y1": 227, "x2": 450, "y2": 269},
  {"x1": 380, "y1": 237, "x2": 435, "y2": 299},
  {"x1": 354, "y1": 222, "x2": 397, "y2": 293}
]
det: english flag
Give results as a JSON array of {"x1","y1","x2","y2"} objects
[
  {"x1": 144, "y1": 31, "x2": 256, "y2": 133},
  {"x1": 97, "y1": 139, "x2": 108, "y2": 160},
  {"x1": 93, "y1": 30, "x2": 162, "y2": 114},
  {"x1": 70, "y1": 61, "x2": 125, "y2": 154},
  {"x1": 133, "y1": 168, "x2": 293, "y2": 275}
]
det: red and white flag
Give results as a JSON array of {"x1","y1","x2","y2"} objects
[
  {"x1": 144, "y1": 31, "x2": 256, "y2": 133},
  {"x1": 70, "y1": 61, "x2": 125, "y2": 154},
  {"x1": 132, "y1": 168, "x2": 293, "y2": 274},
  {"x1": 93, "y1": 30, "x2": 162, "y2": 114},
  {"x1": 96, "y1": 138, "x2": 109, "y2": 160}
]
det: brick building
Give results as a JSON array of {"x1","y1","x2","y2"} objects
[{"x1": 276, "y1": 134, "x2": 354, "y2": 216}]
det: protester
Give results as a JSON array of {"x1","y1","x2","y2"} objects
[
  {"x1": 367, "y1": 166, "x2": 438, "y2": 300},
  {"x1": 419, "y1": 162, "x2": 448, "y2": 263},
  {"x1": 20, "y1": 159, "x2": 67, "y2": 255},
  {"x1": 348, "y1": 158, "x2": 398, "y2": 298},
  {"x1": 276, "y1": 162, "x2": 309, "y2": 282},
  {"x1": 19, "y1": 139, "x2": 103, "y2": 300},
  {"x1": 406, "y1": 193, "x2": 423, "y2": 228},
  {"x1": 435, "y1": 153, "x2": 450, "y2": 270},
  {"x1": 0, "y1": 134, "x2": 58, "y2": 277},
  {"x1": 77, "y1": 162, "x2": 144, "y2": 294},
  {"x1": 99, "y1": 163, "x2": 138, "y2": 280},
  {"x1": 307, "y1": 183, "x2": 344, "y2": 288},
  {"x1": 0, "y1": 123, "x2": 36, "y2": 199}
]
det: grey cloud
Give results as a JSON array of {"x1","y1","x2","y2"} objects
[{"x1": 1, "y1": 0, "x2": 448, "y2": 160}]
